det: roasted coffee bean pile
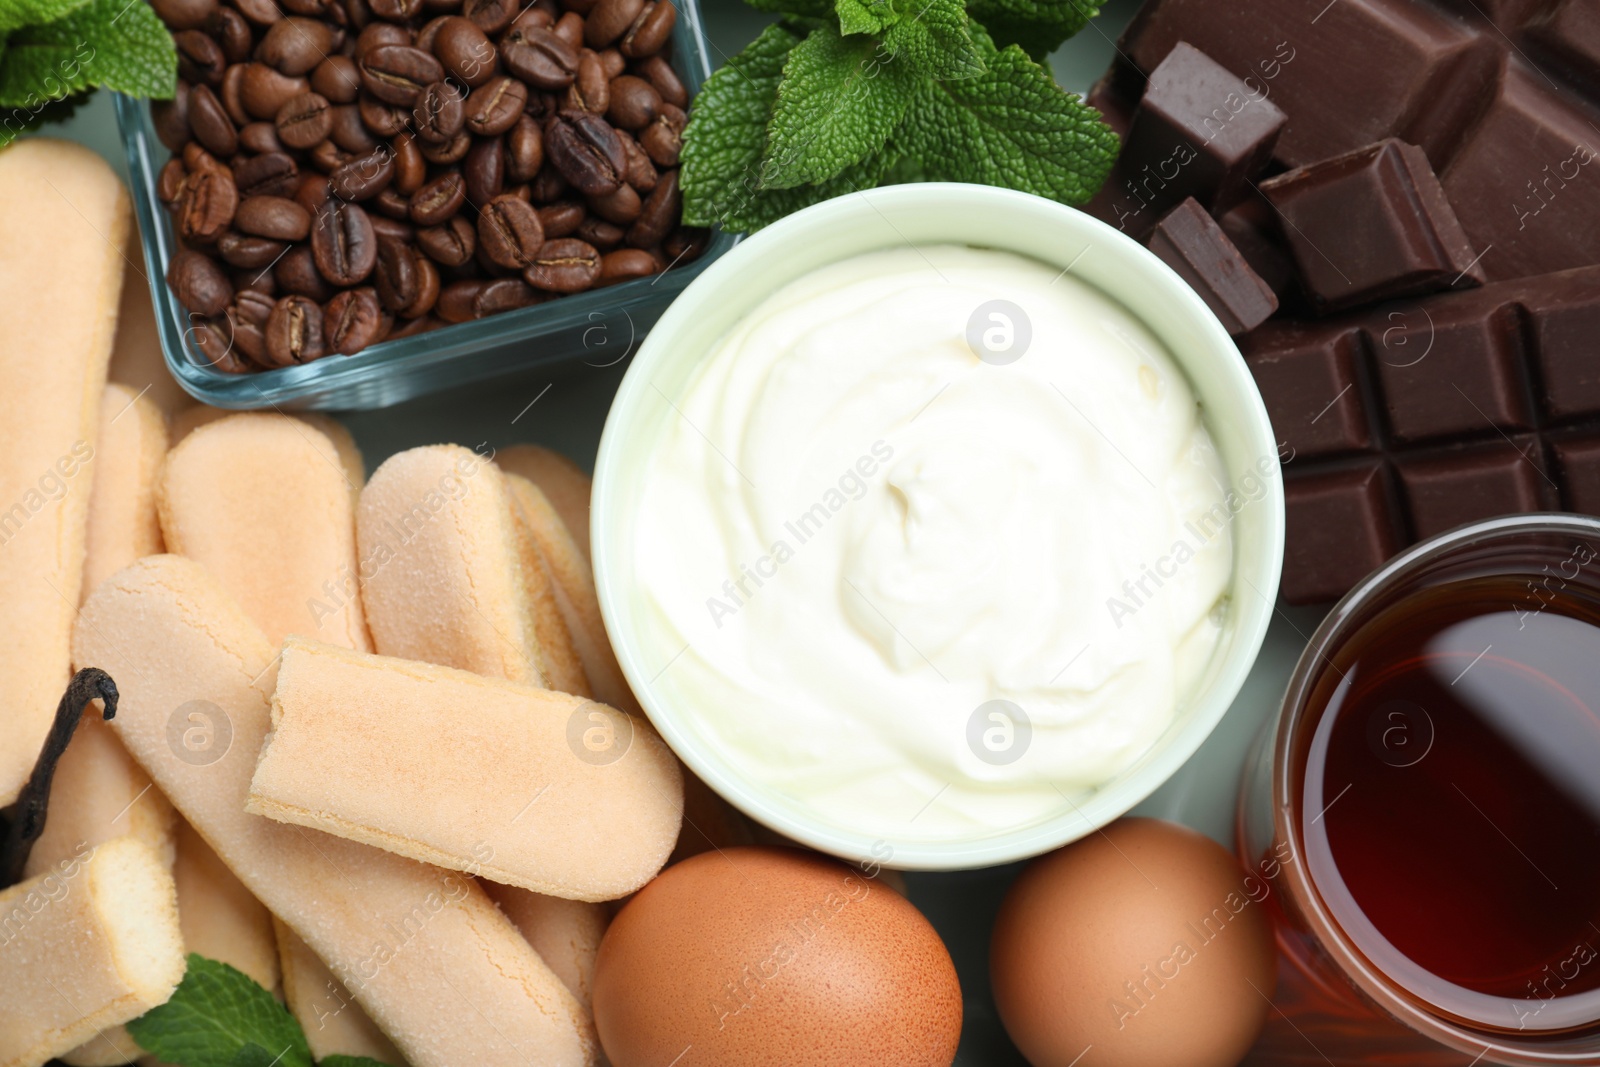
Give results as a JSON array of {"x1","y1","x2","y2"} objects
[{"x1": 150, "y1": 0, "x2": 704, "y2": 370}]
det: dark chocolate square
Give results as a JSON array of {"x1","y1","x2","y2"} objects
[
  {"x1": 1243, "y1": 321, "x2": 1370, "y2": 460},
  {"x1": 1282, "y1": 460, "x2": 1401, "y2": 604},
  {"x1": 1121, "y1": 42, "x2": 1286, "y2": 214},
  {"x1": 1217, "y1": 195, "x2": 1296, "y2": 299},
  {"x1": 1368, "y1": 293, "x2": 1532, "y2": 443},
  {"x1": 1396, "y1": 437, "x2": 1554, "y2": 541},
  {"x1": 1525, "y1": 265, "x2": 1600, "y2": 422},
  {"x1": 1148, "y1": 199, "x2": 1278, "y2": 336},
  {"x1": 1528, "y1": 0, "x2": 1600, "y2": 89},
  {"x1": 1261, "y1": 138, "x2": 1486, "y2": 312},
  {"x1": 1551, "y1": 432, "x2": 1600, "y2": 514}
]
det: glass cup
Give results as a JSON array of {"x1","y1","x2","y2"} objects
[{"x1": 1238, "y1": 513, "x2": 1600, "y2": 1065}]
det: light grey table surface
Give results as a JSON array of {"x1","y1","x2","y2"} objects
[{"x1": 41, "y1": 3, "x2": 1329, "y2": 1060}]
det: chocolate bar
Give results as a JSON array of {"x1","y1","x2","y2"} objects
[
  {"x1": 1146, "y1": 198, "x2": 1278, "y2": 335},
  {"x1": 1244, "y1": 265, "x2": 1600, "y2": 603},
  {"x1": 1259, "y1": 139, "x2": 1484, "y2": 311}
]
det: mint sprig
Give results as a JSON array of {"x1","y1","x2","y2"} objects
[
  {"x1": 0, "y1": 0, "x2": 175, "y2": 146},
  {"x1": 679, "y1": 0, "x2": 1115, "y2": 231},
  {"x1": 128, "y1": 955, "x2": 403, "y2": 1067}
]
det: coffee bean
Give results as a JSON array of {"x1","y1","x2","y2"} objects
[
  {"x1": 417, "y1": 216, "x2": 476, "y2": 265},
  {"x1": 626, "y1": 166, "x2": 677, "y2": 246},
  {"x1": 663, "y1": 225, "x2": 706, "y2": 264},
  {"x1": 218, "y1": 231, "x2": 290, "y2": 268},
  {"x1": 437, "y1": 279, "x2": 485, "y2": 322},
  {"x1": 276, "y1": 91, "x2": 334, "y2": 147},
  {"x1": 275, "y1": 245, "x2": 338, "y2": 299},
  {"x1": 412, "y1": 81, "x2": 464, "y2": 143},
  {"x1": 178, "y1": 169, "x2": 239, "y2": 242},
  {"x1": 227, "y1": 288, "x2": 275, "y2": 360},
  {"x1": 464, "y1": 135, "x2": 504, "y2": 205},
  {"x1": 324, "y1": 286, "x2": 387, "y2": 352},
  {"x1": 152, "y1": 85, "x2": 192, "y2": 152},
  {"x1": 410, "y1": 169, "x2": 467, "y2": 225},
  {"x1": 234, "y1": 267, "x2": 277, "y2": 296},
  {"x1": 563, "y1": 50, "x2": 607, "y2": 113},
  {"x1": 575, "y1": 214, "x2": 622, "y2": 250},
  {"x1": 373, "y1": 187, "x2": 413, "y2": 219},
  {"x1": 434, "y1": 16, "x2": 498, "y2": 85},
  {"x1": 530, "y1": 163, "x2": 568, "y2": 202},
  {"x1": 462, "y1": 0, "x2": 516, "y2": 34},
  {"x1": 153, "y1": 0, "x2": 216, "y2": 31},
  {"x1": 583, "y1": 0, "x2": 639, "y2": 46},
  {"x1": 373, "y1": 235, "x2": 420, "y2": 310},
  {"x1": 545, "y1": 109, "x2": 624, "y2": 195},
  {"x1": 639, "y1": 103, "x2": 682, "y2": 166},
  {"x1": 260, "y1": 18, "x2": 338, "y2": 76},
  {"x1": 421, "y1": 130, "x2": 473, "y2": 164},
  {"x1": 589, "y1": 181, "x2": 640, "y2": 225},
  {"x1": 239, "y1": 121, "x2": 287, "y2": 154},
  {"x1": 240, "y1": 63, "x2": 309, "y2": 119},
  {"x1": 596, "y1": 47, "x2": 625, "y2": 79},
  {"x1": 619, "y1": 0, "x2": 673, "y2": 58},
  {"x1": 231, "y1": 0, "x2": 282, "y2": 22},
  {"x1": 596, "y1": 247, "x2": 656, "y2": 286},
  {"x1": 295, "y1": 172, "x2": 332, "y2": 213},
  {"x1": 360, "y1": 45, "x2": 444, "y2": 106},
  {"x1": 552, "y1": 9, "x2": 584, "y2": 47},
  {"x1": 234, "y1": 152, "x2": 300, "y2": 198},
  {"x1": 402, "y1": 254, "x2": 440, "y2": 315},
  {"x1": 312, "y1": 55, "x2": 363, "y2": 102},
  {"x1": 320, "y1": 104, "x2": 369, "y2": 151},
  {"x1": 310, "y1": 140, "x2": 354, "y2": 173},
  {"x1": 561, "y1": 0, "x2": 596, "y2": 16},
  {"x1": 236, "y1": 195, "x2": 313, "y2": 241},
  {"x1": 168, "y1": 249, "x2": 235, "y2": 314},
  {"x1": 183, "y1": 141, "x2": 227, "y2": 175},
  {"x1": 536, "y1": 201, "x2": 583, "y2": 237},
  {"x1": 175, "y1": 29, "x2": 227, "y2": 85},
  {"x1": 357, "y1": 91, "x2": 410, "y2": 137},
  {"x1": 216, "y1": 64, "x2": 250, "y2": 125},
  {"x1": 212, "y1": 7, "x2": 255, "y2": 63},
  {"x1": 369, "y1": 0, "x2": 422, "y2": 20},
  {"x1": 617, "y1": 129, "x2": 657, "y2": 192},
  {"x1": 479, "y1": 277, "x2": 544, "y2": 313},
  {"x1": 265, "y1": 294, "x2": 327, "y2": 365},
  {"x1": 463, "y1": 76, "x2": 526, "y2": 136},
  {"x1": 390, "y1": 313, "x2": 445, "y2": 338},
  {"x1": 283, "y1": 0, "x2": 332, "y2": 18},
  {"x1": 506, "y1": 113, "x2": 544, "y2": 182},
  {"x1": 633, "y1": 54, "x2": 684, "y2": 108},
  {"x1": 355, "y1": 21, "x2": 409, "y2": 57},
  {"x1": 191, "y1": 314, "x2": 248, "y2": 372},
  {"x1": 500, "y1": 26, "x2": 577, "y2": 89},
  {"x1": 369, "y1": 215, "x2": 414, "y2": 243},
  {"x1": 524, "y1": 237, "x2": 599, "y2": 292},
  {"x1": 159, "y1": 159, "x2": 190, "y2": 204},
  {"x1": 329, "y1": 147, "x2": 396, "y2": 200},
  {"x1": 478, "y1": 195, "x2": 545, "y2": 269},
  {"x1": 311, "y1": 199, "x2": 378, "y2": 284},
  {"x1": 605, "y1": 75, "x2": 657, "y2": 131}
]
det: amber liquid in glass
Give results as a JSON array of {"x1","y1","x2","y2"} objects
[{"x1": 1297, "y1": 568, "x2": 1600, "y2": 1034}]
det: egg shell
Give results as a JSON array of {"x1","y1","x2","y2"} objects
[
  {"x1": 990, "y1": 818, "x2": 1277, "y2": 1067},
  {"x1": 592, "y1": 845, "x2": 962, "y2": 1067}
]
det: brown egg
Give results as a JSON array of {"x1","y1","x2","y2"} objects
[
  {"x1": 991, "y1": 818, "x2": 1277, "y2": 1067},
  {"x1": 593, "y1": 845, "x2": 962, "y2": 1067}
]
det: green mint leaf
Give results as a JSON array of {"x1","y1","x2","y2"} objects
[
  {"x1": 963, "y1": 0, "x2": 1098, "y2": 57},
  {"x1": 0, "y1": 86, "x2": 82, "y2": 147},
  {"x1": 729, "y1": 148, "x2": 896, "y2": 231},
  {"x1": 760, "y1": 25, "x2": 918, "y2": 189},
  {"x1": 900, "y1": 35, "x2": 1116, "y2": 204},
  {"x1": 882, "y1": 0, "x2": 983, "y2": 79},
  {"x1": 0, "y1": 0, "x2": 92, "y2": 35},
  {"x1": 744, "y1": 0, "x2": 835, "y2": 20},
  {"x1": 835, "y1": 0, "x2": 886, "y2": 35},
  {"x1": 680, "y1": 23, "x2": 802, "y2": 228},
  {"x1": 321, "y1": 1057, "x2": 399, "y2": 1067},
  {"x1": 0, "y1": 0, "x2": 175, "y2": 108},
  {"x1": 127, "y1": 955, "x2": 314, "y2": 1067}
]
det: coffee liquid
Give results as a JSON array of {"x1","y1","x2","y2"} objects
[{"x1": 1297, "y1": 568, "x2": 1600, "y2": 1034}]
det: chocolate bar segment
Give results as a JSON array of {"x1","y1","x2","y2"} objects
[
  {"x1": 1243, "y1": 321, "x2": 1369, "y2": 461},
  {"x1": 1261, "y1": 139, "x2": 1485, "y2": 312},
  {"x1": 1394, "y1": 437, "x2": 1555, "y2": 540},
  {"x1": 1121, "y1": 43, "x2": 1286, "y2": 215},
  {"x1": 1146, "y1": 198, "x2": 1278, "y2": 336},
  {"x1": 1283, "y1": 461, "x2": 1402, "y2": 605}
]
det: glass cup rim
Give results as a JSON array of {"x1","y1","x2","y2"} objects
[{"x1": 1270, "y1": 511, "x2": 1600, "y2": 1061}]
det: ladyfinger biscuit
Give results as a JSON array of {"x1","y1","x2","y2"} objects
[
  {"x1": 74, "y1": 556, "x2": 595, "y2": 1067},
  {"x1": 108, "y1": 220, "x2": 188, "y2": 418},
  {"x1": 504, "y1": 474, "x2": 636, "y2": 713},
  {"x1": 357, "y1": 445, "x2": 549, "y2": 686},
  {"x1": 171, "y1": 820, "x2": 280, "y2": 994},
  {"x1": 275, "y1": 919, "x2": 404, "y2": 1066},
  {"x1": 249, "y1": 638, "x2": 683, "y2": 901},
  {"x1": 505, "y1": 480, "x2": 590, "y2": 696},
  {"x1": 82, "y1": 383, "x2": 168, "y2": 603},
  {"x1": 0, "y1": 836, "x2": 183, "y2": 1067},
  {"x1": 158, "y1": 413, "x2": 370, "y2": 651},
  {"x1": 171, "y1": 409, "x2": 365, "y2": 497},
  {"x1": 496, "y1": 445, "x2": 591, "y2": 558},
  {"x1": 0, "y1": 139, "x2": 131, "y2": 807},
  {"x1": 487, "y1": 884, "x2": 606, "y2": 1009}
]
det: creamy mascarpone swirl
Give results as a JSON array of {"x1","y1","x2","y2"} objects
[{"x1": 633, "y1": 245, "x2": 1233, "y2": 839}]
